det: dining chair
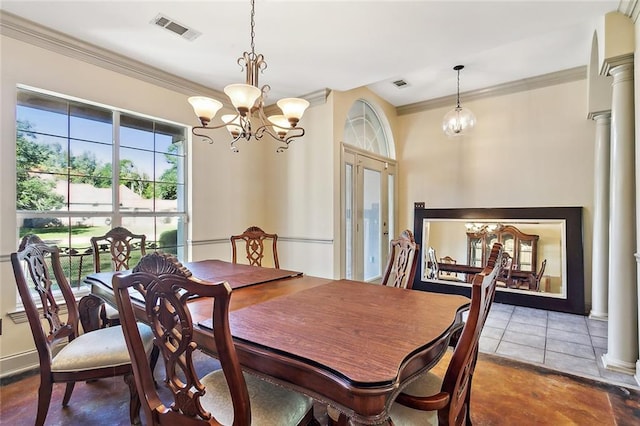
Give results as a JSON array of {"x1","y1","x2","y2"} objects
[
  {"x1": 496, "y1": 251, "x2": 514, "y2": 288},
  {"x1": 427, "y1": 246, "x2": 439, "y2": 280},
  {"x1": 230, "y1": 225, "x2": 280, "y2": 268},
  {"x1": 381, "y1": 229, "x2": 419, "y2": 289},
  {"x1": 525, "y1": 258, "x2": 547, "y2": 291},
  {"x1": 112, "y1": 251, "x2": 317, "y2": 425},
  {"x1": 388, "y1": 242, "x2": 504, "y2": 425},
  {"x1": 79, "y1": 226, "x2": 147, "y2": 331},
  {"x1": 11, "y1": 234, "x2": 155, "y2": 426},
  {"x1": 439, "y1": 255, "x2": 460, "y2": 280},
  {"x1": 427, "y1": 246, "x2": 461, "y2": 282}
]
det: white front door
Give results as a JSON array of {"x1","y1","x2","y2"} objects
[{"x1": 343, "y1": 146, "x2": 396, "y2": 282}]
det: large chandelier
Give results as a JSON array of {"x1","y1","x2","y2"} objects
[
  {"x1": 442, "y1": 65, "x2": 476, "y2": 137},
  {"x1": 188, "y1": 0, "x2": 309, "y2": 152}
]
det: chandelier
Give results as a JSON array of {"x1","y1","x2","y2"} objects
[
  {"x1": 442, "y1": 65, "x2": 476, "y2": 137},
  {"x1": 188, "y1": 0, "x2": 309, "y2": 152}
]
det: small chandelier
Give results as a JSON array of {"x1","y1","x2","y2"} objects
[
  {"x1": 188, "y1": 0, "x2": 309, "y2": 152},
  {"x1": 442, "y1": 65, "x2": 476, "y2": 137}
]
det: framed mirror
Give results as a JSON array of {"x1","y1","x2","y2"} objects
[{"x1": 413, "y1": 207, "x2": 585, "y2": 314}]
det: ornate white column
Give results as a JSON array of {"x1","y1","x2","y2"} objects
[
  {"x1": 590, "y1": 112, "x2": 611, "y2": 320},
  {"x1": 603, "y1": 62, "x2": 638, "y2": 375}
]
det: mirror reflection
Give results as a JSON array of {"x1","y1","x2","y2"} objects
[{"x1": 421, "y1": 219, "x2": 567, "y2": 298}]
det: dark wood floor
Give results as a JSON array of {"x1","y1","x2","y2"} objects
[{"x1": 1, "y1": 350, "x2": 639, "y2": 425}]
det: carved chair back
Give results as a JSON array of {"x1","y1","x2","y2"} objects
[
  {"x1": 497, "y1": 251, "x2": 513, "y2": 287},
  {"x1": 12, "y1": 234, "x2": 145, "y2": 426},
  {"x1": 91, "y1": 226, "x2": 146, "y2": 272},
  {"x1": 12, "y1": 235, "x2": 80, "y2": 370},
  {"x1": 230, "y1": 226, "x2": 280, "y2": 268},
  {"x1": 440, "y1": 242, "x2": 503, "y2": 425},
  {"x1": 381, "y1": 229, "x2": 419, "y2": 289},
  {"x1": 531, "y1": 258, "x2": 548, "y2": 291},
  {"x1": 439, "y1": 255, "x2": 459, "y2": 279},
  {"x1": 112, "y1": 252, "x2": 251, "y2": 425}
]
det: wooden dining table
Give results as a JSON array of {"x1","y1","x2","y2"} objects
[{"x1": 85, "y1": 259, "x2": 470, "y2": 425}]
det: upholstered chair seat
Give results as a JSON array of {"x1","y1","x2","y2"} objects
[
  {"x1": 103, "y1": 303, "x2": 120, "y2": 321},
  {"x1": 388, "y1": 371, "x2": 442, "y2": 425},
  {"x1": 201, "y1": 371, "x2": 314, "y2": 425},
  {"x1": 51, "y1": 323, "x2": 154, "y2": 373}
]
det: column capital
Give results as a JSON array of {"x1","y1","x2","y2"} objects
[
  {"x1": 602, "y1": 53, "x2": 634, "y2": 77},
  {"x1": 588, "y1": 110, "x2": 612, "y2": 121}
]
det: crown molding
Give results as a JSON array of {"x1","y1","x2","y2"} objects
[
  {"x1": 0, "y1": 11, "x2": 327, "y2": 108},
  {"x1": 397, "y1": 66, "x2": 587, "y2": 116},
  {"x1": 0, "y1": 11, "x2": 227, "y2": 100}
]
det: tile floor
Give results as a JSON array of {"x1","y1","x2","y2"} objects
[{"x1": 480, "y1": 303, "x2": 640, "y2": 389}]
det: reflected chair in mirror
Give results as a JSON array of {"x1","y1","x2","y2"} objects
[
  {"x1": 11, "y1": 234, "x2": 155, "y2": 426},
  {"x1": 381, "y1": 229, "x2": 419, "y2": 289},
  {"x1": 230, "y1": 225, "x2": 280, "y2": 268},
  {"x1": 112, "y1": 252, "x2": 317, "y2": 425},
  {"x1": 439, "y1": 255, "x2": 462, "y2": 281},
  {"x1": 389, "y1": 242, "x2": 504, "y2": 425},
  {"x1": 427, "y1": 247, "x2": 439, "y2": 280},
  {"x1": 428, "y1": 247, "x2": 462, "y2": 282},
  {"x1": 79, "y1": 226, "x2": 147, "y2": 331},
  {"x1": 524, "y1": 258, "x2": 547, "y2": 291},
  {"x1": 496, "y1": 252, "x2": 514, "y2": 288}
]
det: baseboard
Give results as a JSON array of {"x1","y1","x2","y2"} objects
[{"x1": 0, "y1": 349, "x2": 39, "y2": 381}]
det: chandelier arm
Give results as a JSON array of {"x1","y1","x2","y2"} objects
[
  {"x1": 230, "y1": 134, "x2": 242, "y2": 152},
  {"x1": 283, "y1": 127, "x2": 305, "y2": 144},
  {"x1": 191, "y1": 126, "x2": 215, "y2": 144}
]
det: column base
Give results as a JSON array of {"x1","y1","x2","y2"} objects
[
  {"x1": 636, "y1": 360, "x2": 640, "y2": 386},
  {"x1": 589, "y1": 311, "x2": 608, "y2": 321},
  {"x1": 602, "y1": 353, "x2": 637, "y2": 375}
]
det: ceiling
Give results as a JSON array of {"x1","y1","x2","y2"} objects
[{"x1": 0, "y1": 1, "x2": 622, "y2": 107}]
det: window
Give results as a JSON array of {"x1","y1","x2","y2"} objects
[
  {"x1": 343, "y1": 100, "x2": 391, "y2": 157},
  {"x1": 16, "y1": 87, "x2": 187, "y2": 289}
]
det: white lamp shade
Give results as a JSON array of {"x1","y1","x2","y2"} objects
[
  {"x1": 277, "y1": 98, "x2": 310, "y2": 121},
  {"x1": 222, "y1": 114, "x2": 243, "y2": 136},
  {"x1": 224, "y1": 84, "x2": 261, "y2": 113},
  {"x1": 442, "y1": 106, "x2": 476, "y2": 137},
  {"x1": 268, "y1": 115, "x2": 291, "y2": 136},
  {"x1": 188, "y1": 96, "x2": 223, "y2": 123}
]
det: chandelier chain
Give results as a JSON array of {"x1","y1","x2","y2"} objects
[
  {"x1": 250, "y1": 0, "x2": 256, "y2": 56},
  {"x1": 456, "y1": 68, "x2": 461, "y2": 108}
]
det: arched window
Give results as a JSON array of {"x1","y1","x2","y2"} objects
[{"x1": 343, "y1": 100, "x2": 393, "y2": 158}]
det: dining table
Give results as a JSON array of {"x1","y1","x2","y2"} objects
[{"x1": 85, "y1": 259, "x2": 470, "y2": 425}]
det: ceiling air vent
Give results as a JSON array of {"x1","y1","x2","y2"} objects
[
  {"x1": 151, "y1": 14, "x2": 201, "y2": 41},
  {"x1": 392, "y1": 79, "x2": 409, "y2": 88}
]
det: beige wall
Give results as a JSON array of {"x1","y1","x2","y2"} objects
[
  {"x1": 0, "y1": 34, "x2": 331, "y2": 376},
  {"x1": 0, "y1": 26, "x2": 611, "y2": 377},
  {"x1": 397, "y1": 80, "x2": 596, "y2": 306}
]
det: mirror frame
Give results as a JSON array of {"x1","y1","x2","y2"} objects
[{"x1": 413, "y1": 206, "x2": 585, "y2": 314}]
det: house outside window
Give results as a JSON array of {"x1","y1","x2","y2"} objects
[{"x1": 15, "y1": 87, "x2": 187, "y2": 289}]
